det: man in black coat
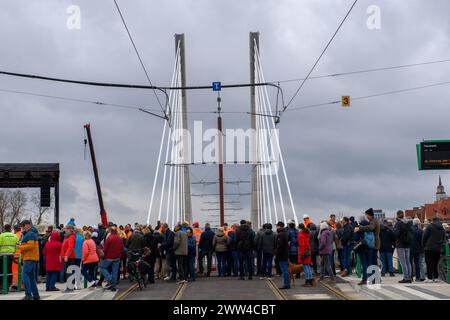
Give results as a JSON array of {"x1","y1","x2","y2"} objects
[
  {"x1": 198, "y1": 223, "x2": 215, "y2": 277},
  {"x1": 379, "y1": 220, "x2": 396, "y2": 277},
  {"x1": 236, "y1": 220, "x2": 255, "y2": 280},
  {"x1": 340, "y1": 217, "x2": 354, "y2": 277},
  {"x1": 276, "y1": 221, "x2": 290, "y2": 290},
  {"x1": 160, "y1": 224, "x2": 176, "y2": 280},
  {"x1": 422, "y1": 217, "x2": 446, "y2": 281}
]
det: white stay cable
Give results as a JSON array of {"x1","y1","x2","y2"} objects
[
  {"x1": 146, "y1": 117, "x2": 167, "y2": 225},
  {"x1": 255, "y1": 45, "x2": 298, "y2": 225},
  {"x1": 175, "y1": 61, "x2": 183, "y2": 226},
  {"x1": 256, "y1": 75, "x2": 272, "y2": 225},
  {"x1": 164, "y1": 46, "x2": 181, "y2": 225},
  {"x1": 180, "y1": 86, "x2": 185, "y2": 223},
  {"x1": 146, "y1": 45, "x2": 180, "y2": 225},
  {"x1": 255, "y1": 58, "x2": 279, "y2": 225},
  {"x1": 172, "y1": 64, "x2": 182, "y2": 227},
  {"x1": 169, "y1": 58, "x2": 182, "y2": 227},
  {"x1": 254, "y1": 42, "x2": 287, "y2": 223},
  {"x1": 157, "y1": 46, "x2": 180, "y2": 224},
  {"x1": 255, "y1": 82, "x2": 266, "y2": 226},
  {"x1": 256, "y1": 165, "x2": 262, "y2": 226},
  {"x1": 255, "y1": 84, "x2": 268, "y2": 226}
]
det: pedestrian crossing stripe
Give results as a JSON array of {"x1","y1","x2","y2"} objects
[
  {"x1": 383, "y1": 286, "x2": 424, "y2": 300},
  {"x1": 292, "y1": 294, "x2": 334, "y2": 300}
]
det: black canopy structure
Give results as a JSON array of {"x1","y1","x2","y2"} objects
[{"x1": 0, "y1": 163, "x2": 60, "y2": 225}]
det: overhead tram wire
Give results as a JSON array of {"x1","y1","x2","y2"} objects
[
  {"x1": 283, "y1": 0, "x2": 359, "y2": 113},
  {"x1": 286, "y1": 79, "x2": 450, "y2": 112},
  {"x1": 3, "y1": 79, "x2": 450, "y2": 117},
  {"x1": 0, "y1": 87, "x2": 166, "y2": 118},
  {"x1": 0, "y1": 69, "x2": 282, "y2": 91},
  {"x1": 112, "y1": 0, "x2": 167, "y2": 116},
  {"x1": 4, "y1": 57, "x2": 447, "y2": 116},
  {"x1": 0, "y1": 86, "x2": 267, "y2": 115},
  {"x1": 0, "y1": 70, "x2": 283, "y2": 120},
  {"x1": 270, "y1": 58, "x2": 450, "y2": 84}
]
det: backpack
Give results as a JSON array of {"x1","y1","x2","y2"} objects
[
  {"x1": 364, "y1": 232, "x2": 375, "y2": 249},
  {"x1": 400, "y1": 223, "x2": 413, "y2": 245}
]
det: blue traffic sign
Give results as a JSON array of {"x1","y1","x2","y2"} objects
[{"x1": 212, "y1": 82, "x2": 221, "y2": 91}]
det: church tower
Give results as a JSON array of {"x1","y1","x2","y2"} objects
[{"x1": 436, "y1": 176, "x2": 447, "y2": 201}]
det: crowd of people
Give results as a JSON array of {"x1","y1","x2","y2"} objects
[{"x1": 0, "y1": 209, "x2": 449, "y2": 300}]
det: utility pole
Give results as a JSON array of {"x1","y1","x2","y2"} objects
[
  {"x1": 250, "y1": 32, "x2": 260, "y2": 228},
  {"x1": 217, "y1": 93, "x2": 225, "y2": 227},
  {"x1": 175, "y1": 33, "x2": 192, "y2": 223}
]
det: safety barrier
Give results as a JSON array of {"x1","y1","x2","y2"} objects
[
  {"x1": 1, "y1": 254, "x2": 22, "y2": 294},
  {"x1": 445, "y1": 241, "x2": 450, "y2": 283}
]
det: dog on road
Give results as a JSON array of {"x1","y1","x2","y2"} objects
[{"x1": 288, "y1": 262, "x2": 304, "y2": 286}]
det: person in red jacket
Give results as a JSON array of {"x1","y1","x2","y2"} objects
[
  {"x1": 298, "y1": 223, "x2": 314, "y2": 287},
  {"x1": 60, "y1": 225, "x2": 77, "y2": 292},
  {"x1": 43, "y1": 231, "x2": 64, "y2": 291},
  {"x1": 61, "y1": 225, "x2": 77, "y2": 263},
  {"x1": 100, "y1": 226, "x2": 124, "y2": 291}
]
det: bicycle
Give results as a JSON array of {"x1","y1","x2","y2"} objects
[{"x1": 127, "y1": 250, "x2": 147, "y2": 290}]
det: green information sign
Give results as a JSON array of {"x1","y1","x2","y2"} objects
[{"x1": 417, "y1": 140, "x2": 450, "y2": 170}]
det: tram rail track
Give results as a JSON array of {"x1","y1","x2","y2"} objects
[
  {"x1": 317, "y1": 279, "x2": 353, "y2": 300},
  {"x1": 265, "y1": 278, "x2": 288, "y2": 300},
  {"x1": 171, "y1": 281, "x2": 188, "y2": 300},
  {"x1": 114, "y1": 283, "x2": 139, "y2": 300}
]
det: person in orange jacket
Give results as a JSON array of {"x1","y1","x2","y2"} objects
[
  {"x1": 328, "y1": 214, "x2": 337, "y2": 230},
  {"x1": 19, "y1": 220, "x2": 40, "y2": 300},
  {"x1": 303, "y1": 214, "x2": 312, "y2": 228},
  {"x1": 223, "y1": 223, "x2": 230, "y2": 236}
]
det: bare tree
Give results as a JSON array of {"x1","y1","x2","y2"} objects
[
  {"x1": 7, "y1": 190, "x2": 27, "y2": 226},
  {"x1": 0, "y1": 190, "x2": 11, "y2": 232}
]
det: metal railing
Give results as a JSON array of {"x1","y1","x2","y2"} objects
[{"x1": 1, "y1": 253, "x2": 22, "y2": 294}]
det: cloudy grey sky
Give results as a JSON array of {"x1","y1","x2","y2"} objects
[{"x1": 1, "y1": 0, "x2": 450, "y2": 227}]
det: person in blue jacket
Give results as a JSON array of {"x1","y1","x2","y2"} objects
[
  {"x1": 287, "y1": 220, "x2": 299, "y2": 277},
  {"x1": 186, "y1": 227, "x2": 197, "y2": 281},
  {"x1": 67, "y1": 217, "x2": 76, "y2": 227},
  {"x1": 74, "y1": 229, "x2": 84, "y2": 266}
]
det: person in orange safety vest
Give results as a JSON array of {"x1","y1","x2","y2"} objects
[
  {"x1": 11, "y1": 225, "x2": 23, "y2": 291},
  {"x1": 192, "y1": 222, "x2": 203, "y2": 245}
]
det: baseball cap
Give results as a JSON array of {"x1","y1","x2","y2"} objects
[{"x1": 20, "y1": 219, "x2": 31, "y2": 226}]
